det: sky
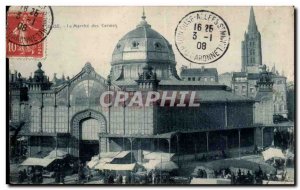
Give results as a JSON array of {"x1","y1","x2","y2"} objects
[{"x1": 9, "y1": 6, "x2": 294, "y2": 81}]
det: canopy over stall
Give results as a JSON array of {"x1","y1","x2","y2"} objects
[
  {"x1": 143, "y1": 160, "x2": 161, "y2": 170},
  {"x1": 143, "y1": 151, "x2": 175, "y2": 161},
  {"x1": 21, "y1": 157, "x2": 56, "y2": 167},
  {"x1": 95, "y1": 163, "x2": 137, "y2": 171},
  {"x1": 88, "y1": 157, "x2": 114, "y2": 169},
  {"x1": 87, "y1": 156, "x2": 100, "y2": 169},
  {"x1": 143, "y1": 160, "x2": 178, "y2": 171},
  {"x1": 45, "y1": 149, "x2": 68, "y2": 159},
  {"x1": 142, "y1": 151, "x2": 177, "y2": 172},
  {"x1": 87, "y1": 151, "x2": 131, "y2": 169},
  {"x1": 190, "y1": 178, "x2": 231, "y2": 184},
  {"x1": 262, "y1": 147, "x2": 285, "y2": 161}
]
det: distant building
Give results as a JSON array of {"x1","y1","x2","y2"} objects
[
  {"x1": 286, "y1": 82, "x2": 295, "y2": 121},
  {"x1": 218, "y1": 72, "x2": 232, "y2": 87},
  {"x1": 219, "y1": 7, "x2": 288, "y2": 119},
  {"x1": 241, "y1": 7, "x2": 262, "y2": 73},
  {"x1": 180, "y1": 66, "x2": 218, "y2": 82}
]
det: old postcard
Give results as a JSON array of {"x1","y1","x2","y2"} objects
[{"x1": 7, "y1": 6, "x2": 295, "y2": 185}]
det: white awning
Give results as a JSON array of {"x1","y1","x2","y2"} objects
[
  {"x1": 94, "y1": 162, "x2": 106, "y2": 170},
  {"x1": 87, "y1": 157, "x2": 100, "y2": 169},
  {"x1": 143, "y1": 160, "x2": 161, "y2": 170},
  {"x1": 191, "y1": 178, "x2": 231, "y2": 184},
  {"x1": 89, "y1": 151, "x2": 131, "y2": 169},
  {"x1": 143, "y1": 151, "x2": 175, "y2": 161},
  {"x1": 262, "y1": 147, "x2": 285, "y2": 161},
  {"x1": 88, "y1": 156, "x2": 115, "y2": 169},
  {"x1": 21, "y1": 157, "x2": 56, "y2": 167},
  {"x1": 45, "y1": 149, "x2": 68, "y2": 159},
  {"x1": 143, "y1": 160, "x2": 178, "y2": 171},
  {"x1": 17, "y1": 137, "x2": 26, "y2": 141},
  {"x1": 96, "y1": 163, "x2": 137, "y2": 171}
]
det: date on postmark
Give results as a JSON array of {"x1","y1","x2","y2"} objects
[
  {"x1": 6, "y1": 6, "x2": 53, "y2": 59},
  {"x1": 175, "y1": 10, "x2": 230, "y2": 64}
]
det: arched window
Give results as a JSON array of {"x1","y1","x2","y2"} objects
[
  {"x1": 124, "y1": 66, "x2": 131, "y2": 78},
  {"x1": 81, "y1": 118, "x2": 100, "y2": 140},
  {"x1": 279, "y1": 104, "x2": 284, "y2": 112},
  {"x1": 70, "y1": 80, "x2": 105, "y2": 106},
  {"x1": 132, "y1": 41, "x2": 139, "y2": 48}
]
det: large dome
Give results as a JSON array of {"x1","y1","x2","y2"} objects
[
  {"x1": 110, "y1": 13, "x2": 179, "y2": 82},
  {"x1": 112, "y1": 16, "x2": 175, "y2": 65}
]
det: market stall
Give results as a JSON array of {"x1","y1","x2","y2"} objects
[
  {"x1": 262, "y1": 147, "x2": 285, "y2": 161},
  {"x1": 21, "y1": 157, "x2": 56, "y2": 168}
]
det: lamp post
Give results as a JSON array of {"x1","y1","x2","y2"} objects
[
  {"x1": 160, "y1": 153, "x2": 162, "y2": 184},
  {"x1": 238, "y1": 129, "x2": 241, "y2": 159}
]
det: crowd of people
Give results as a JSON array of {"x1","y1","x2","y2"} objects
[
  {"x1": 196, "y1": 168, "x2": 208, "y2": 178},
  {"x1": 212, "y1": 166, "x2": 285, "y2": 184},
  {"x1": 17, "y1": 167, "x2": 43, "y2": 184},
  {"x1": 17, "y1": 158, "x2": 78, "y2": 184},
  {"x1": 93, "y1": 169, "x2": 172, "y2": 184},
  {"x1": 54, "y1": 163, "x2": 67, "y2": 184}
]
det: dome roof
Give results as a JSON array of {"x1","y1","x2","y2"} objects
[{"x1": 111, "y1": 14, "x2": 176, "y2": 65}]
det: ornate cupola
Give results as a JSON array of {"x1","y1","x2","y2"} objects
[
  {"x1": 110, "y1": 9, "x2": 179, "y2": 83},
  {"x1": 28, "y1": 62, "x2": 52, "y2": 91}
]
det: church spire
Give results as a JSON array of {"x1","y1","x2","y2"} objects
[
  {"x1": 241, "y1": 6, "x2": 262, "y2": 73},
  {"x1": 248, "y1": 6, "x2": 258, "y2": 33}
]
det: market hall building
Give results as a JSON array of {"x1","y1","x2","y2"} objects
[{"x1": 9, "y1": 11, "x2": 283, "y2": 163}]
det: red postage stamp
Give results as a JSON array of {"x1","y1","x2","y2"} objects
[
  {"x1": 6, "y1": 37, "x2": 45, "y2": 58},
  {"x1": 6, "y1": 6, "x2": 53, "y2": 59}
]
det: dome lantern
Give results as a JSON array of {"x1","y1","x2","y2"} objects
[{"x1": 136, "y1": 7, "x2": 151, "y2": 28}]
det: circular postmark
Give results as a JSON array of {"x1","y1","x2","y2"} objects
[
  {"x1": 6, "y1": 6, "x2": 54, "y2": 46},
  {"x1": 175, "y1": 10, "x2": 230, "y2": 64}
]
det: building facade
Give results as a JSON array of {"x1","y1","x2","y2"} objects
[
  {"x1": 10, "y1": 11, "x2": 277, "y2": 163},
  {"x1": 180, "y1": 66, "x2": 218, "y2": 83}
]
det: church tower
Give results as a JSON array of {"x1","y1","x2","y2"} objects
[{"x1": 241, "y1": 7, "x2": 262, "y2": 73}]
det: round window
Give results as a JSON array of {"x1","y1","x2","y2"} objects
[
  {"x1": 132, "y1": 41, "x2": 139, "y2": 48},
  {"x1": 154, "y1": 42, "x2": 162, "y2": 49}
]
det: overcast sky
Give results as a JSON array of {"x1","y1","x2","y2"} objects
[{"x1": 9, "y1": 6, "x2": 294, "y2": 81}]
